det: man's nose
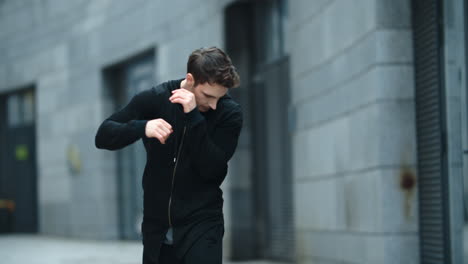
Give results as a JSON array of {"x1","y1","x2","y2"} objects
[{"x1": 210, "y1": 101, "x2": 217, "y2": 110}]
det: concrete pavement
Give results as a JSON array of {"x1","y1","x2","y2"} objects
[
  {"x1": 2, "y1": 232, "x2": 468, "y2": 263},
  {"x1": 0, "y1": 234, "x2": 280, "y2": 264},
  {"x1": 465, "y1": 225, "x2": 468, "y2": 262}
]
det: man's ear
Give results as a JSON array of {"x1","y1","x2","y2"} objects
[{"x1": 186, "y1": 73, "x2": 195, "y2": 88}]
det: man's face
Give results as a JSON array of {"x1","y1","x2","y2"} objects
[{"x1": 192, "y1": 82, "x2": 228, "y2": 112}]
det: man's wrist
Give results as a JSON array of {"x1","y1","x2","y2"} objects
[{"x1": 134, "y1": 120, "x2": 149, "y2": 138}]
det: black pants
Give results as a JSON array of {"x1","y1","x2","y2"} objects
[{"x1": 144, "y1": 226, "x2": 223, "y2": 264}]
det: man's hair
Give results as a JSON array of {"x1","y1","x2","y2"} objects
[{"x1": 187, "y1": 47, "x2": 240, "y2": 89}]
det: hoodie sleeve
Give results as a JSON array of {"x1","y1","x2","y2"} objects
[
  {"x1": 184, "y1": 104, "x2": 243, "y2": 182},
  {"x1": 95, "y1": 88, "x2": 158, "y2": 150}
]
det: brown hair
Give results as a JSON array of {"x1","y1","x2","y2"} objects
[{"x1": 187, "y1": 47, "x2": 240, "y2": 88}]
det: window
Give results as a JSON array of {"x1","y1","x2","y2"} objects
[{"x1": 6, "y1": 90, "x2": 35, "y2": 128}]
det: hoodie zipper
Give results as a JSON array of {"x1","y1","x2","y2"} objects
[{"x1": 168, "y1": 125, "x2": 187, "y2": 227}]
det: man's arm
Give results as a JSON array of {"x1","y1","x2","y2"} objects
[
  {"x1": 95, "y1": 90, "x2": 150, "y2": 150},
  {"x1": 95, "y1": 89, "x2": 173, "y2": 150},
  {"x1": 185, "y1": 106, "x2": 243, "y2": 182}
]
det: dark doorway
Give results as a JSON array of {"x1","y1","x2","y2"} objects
[
  {"x1": 0, "y1": 87, "x2": 38, "y2": 233},
  {"x1": 225, "y1": 0, "x2": 294, "y2": 261},
  {"x1": 103, "y1": 49, "x2": 155, "y2": 240}
]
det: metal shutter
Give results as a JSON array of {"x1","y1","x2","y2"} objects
[{"x1": 412, "y1": 0, "x2": 451, "y2": 263}]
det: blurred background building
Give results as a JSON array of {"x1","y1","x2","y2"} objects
[{"x1": 0, "y1": 0, "x2": 466, "y2": 263}]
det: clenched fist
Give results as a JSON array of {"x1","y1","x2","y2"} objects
[{"x1": 145, "y1": 118, "x2": 173, "y2": 144}]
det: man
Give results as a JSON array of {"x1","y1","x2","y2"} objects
[{"x1": 95, "y1": 47, "x2": 242, "y2": 264}]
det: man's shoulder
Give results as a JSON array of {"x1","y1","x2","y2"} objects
[
  {"x1": 151, "y1": 78, "x2": 184, "y2": 96},
  {"x1": 152, "y1": 80, "x2": 172, "y2": 95},
  {"x1": 219, "y1": 94, "x2": 241, "y2": 113},
  {"x1": 217, "y1": 95, "x2": 242, "y2": 125},
  {"x1": 132, "y1": 80, "x2": 176, "y2": 111}
]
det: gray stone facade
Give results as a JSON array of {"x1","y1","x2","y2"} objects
[{"x1": 290, "y1": 0, "x2": 418, "y2": 263}]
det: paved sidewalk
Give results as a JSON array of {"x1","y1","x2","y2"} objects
[
  {"x1": 465, "y1": 225, "x2": 468, "y2": 262},
  {"x1": 0, "y1": 234, "x2": 279, "y2": 264}
]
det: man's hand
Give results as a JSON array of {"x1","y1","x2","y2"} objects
[
  {"x1": 145, "y1": 118, "x2": 173, "y2": 144},
  {"x1": 169, "y1": 89, "x2": 196, "y2": 113}
]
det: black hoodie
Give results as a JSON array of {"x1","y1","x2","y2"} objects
[{"x1": 95, "y1": 79, "x2": 242, "y2": 262}]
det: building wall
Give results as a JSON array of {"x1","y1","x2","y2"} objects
[
  {"x1": 0, "y1": 0, "x2": 235, "y2": 241},
  {"x1": 289, "y1": 0, "x2": 419, "y2": 263}
]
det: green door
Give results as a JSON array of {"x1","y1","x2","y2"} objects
[{"x1": 0, "y1": 89, "x2": 38, "y2": 233}]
